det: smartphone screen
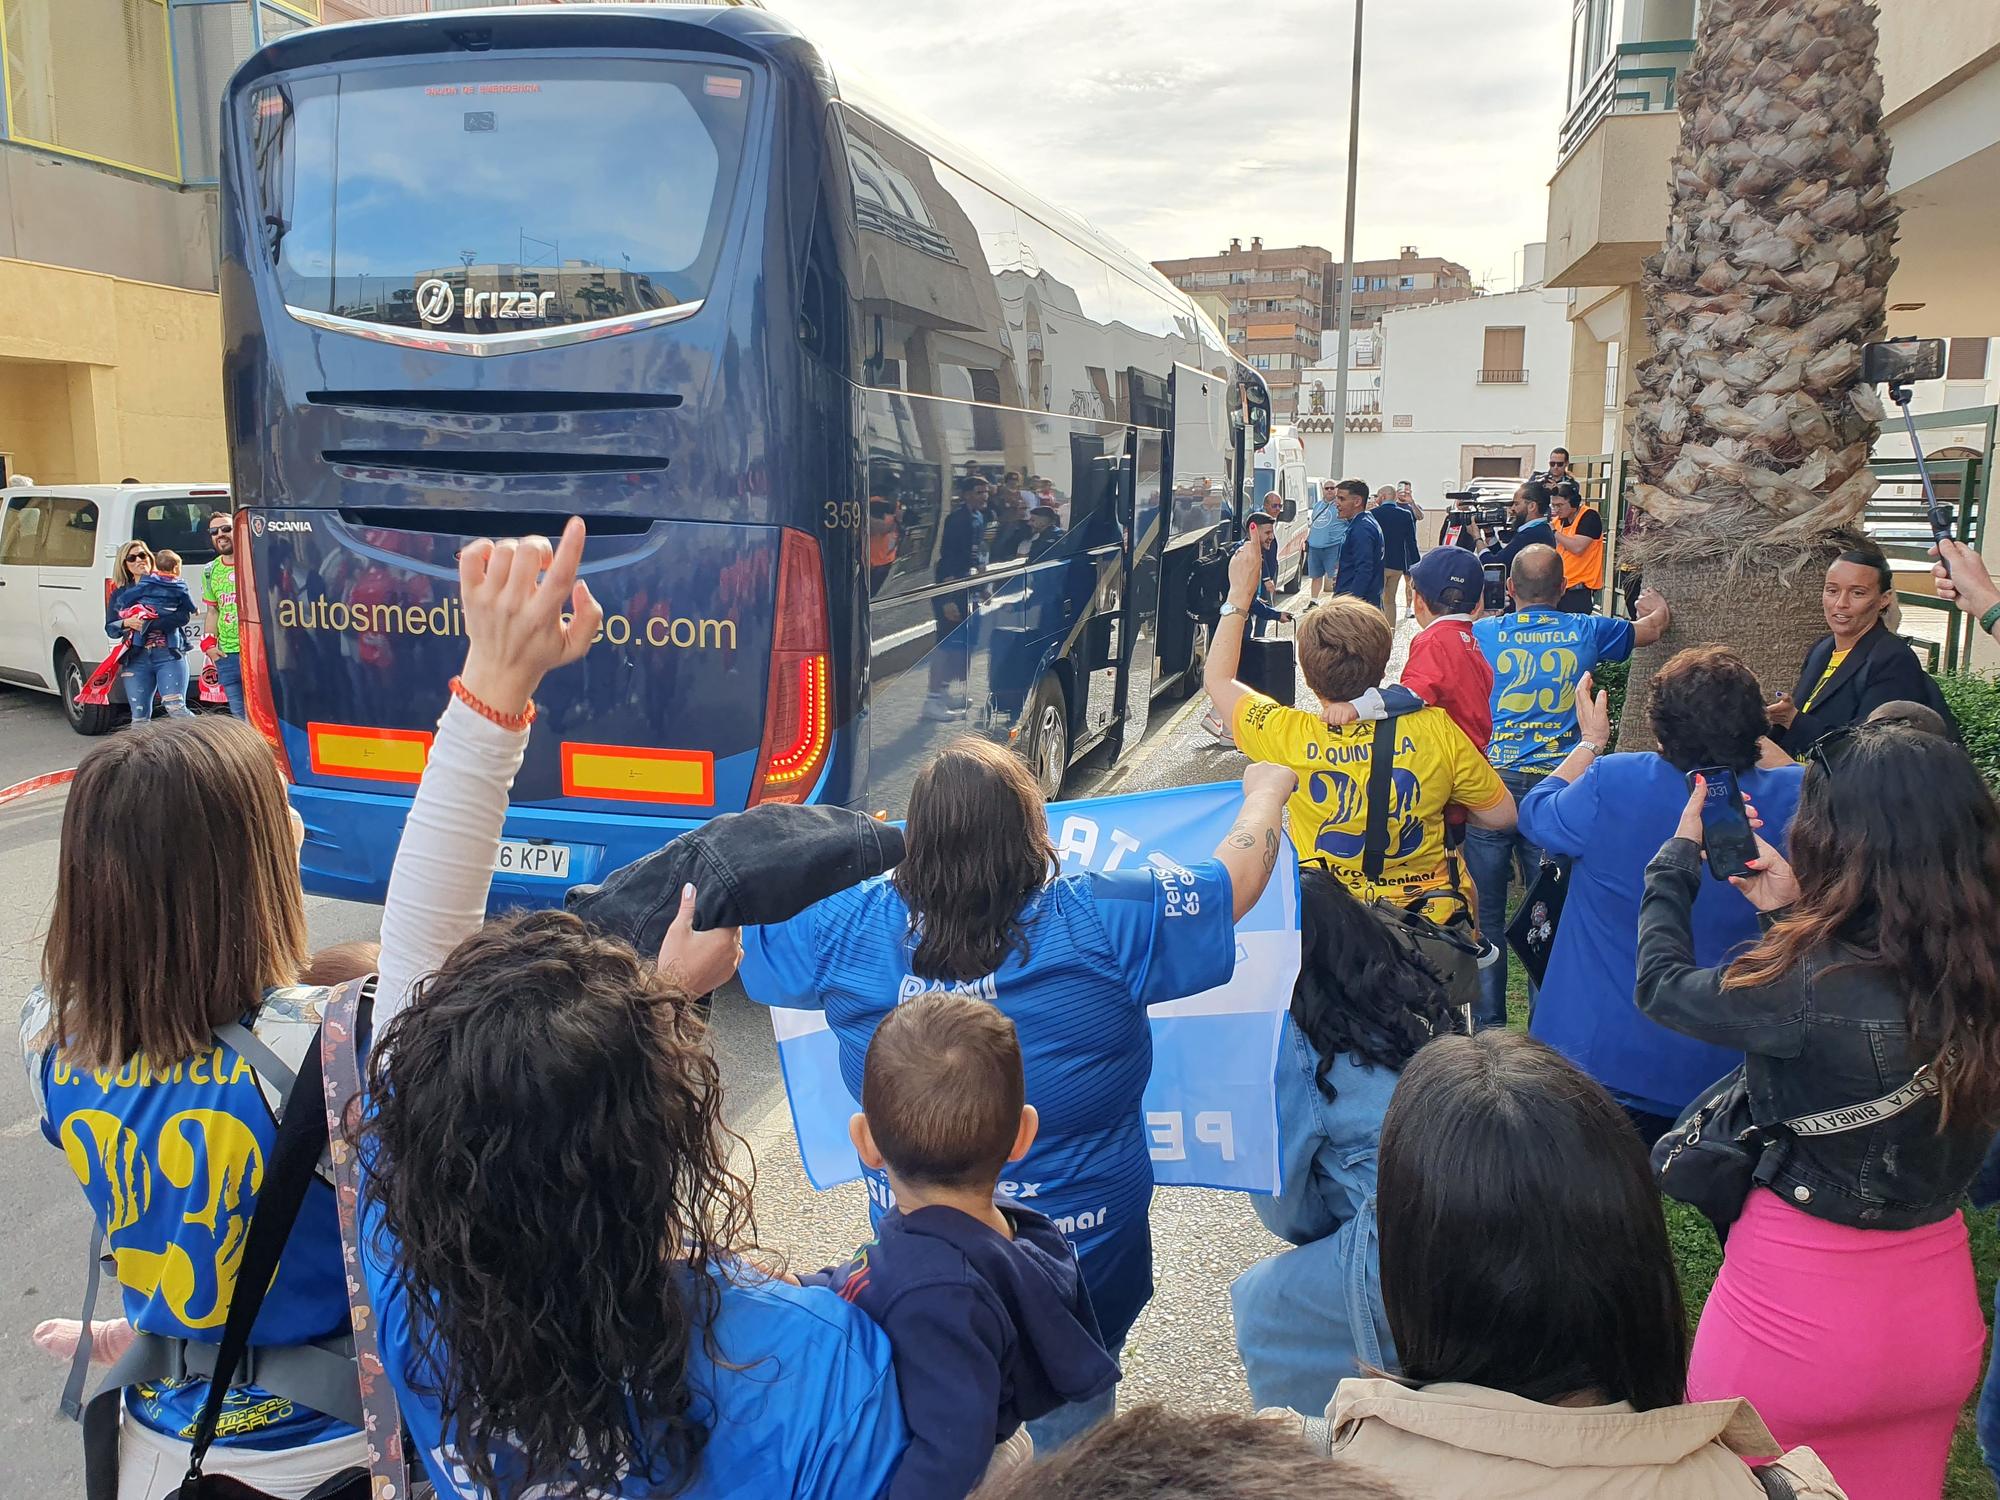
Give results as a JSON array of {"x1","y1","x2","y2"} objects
[{"x1": 1689, "y1": 766, "x2": 1760, "y2": 881}]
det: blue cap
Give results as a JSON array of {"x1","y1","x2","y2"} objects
[{"x1": 1410, "y1": 547, "x2": 1483, "y2": 612}]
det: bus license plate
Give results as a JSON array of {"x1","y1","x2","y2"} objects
[{"x1": 495, "y1": 840, "x2": 572, "y2": 879}]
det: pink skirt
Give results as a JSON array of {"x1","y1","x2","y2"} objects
[{"x1": 1687, "y1": 1186, "x2": 1985, "y2": 1500}]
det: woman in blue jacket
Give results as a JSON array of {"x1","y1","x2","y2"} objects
[
  {"x1": 105, "y1": 540, "x2": 196, "y2": 721},
  {"x1": 1228, "y1": 867, "x2": 1463, "y2": 1414},
  {"x1": 1518, "y1": 645, "x2": 1802, "y2": 1142}
]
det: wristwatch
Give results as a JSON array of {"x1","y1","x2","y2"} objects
[
  {"x1": 1219, "y1": 601, "x2": 1247, "y2": 619},
  {"x1": 1577, "y1": 740, "x2": 1607, "y2": 757}
]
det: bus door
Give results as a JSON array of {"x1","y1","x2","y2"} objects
[
  {"x1": 1068, "y1": 430, "x2": 1130, "y2": 748},
  {"x1": 1110, "y1": 369, "x2": 1170, "y2": 762}
]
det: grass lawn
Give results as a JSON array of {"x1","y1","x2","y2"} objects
[{"x1": 1502, "y1": 965, "x2": 1998, "y2": 1497}]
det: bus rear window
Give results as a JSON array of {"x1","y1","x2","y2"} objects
[{"x1": 253, "y1": 59, "x2": 751, "y2": 335}]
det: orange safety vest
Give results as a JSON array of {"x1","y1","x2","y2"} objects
[{"x1": 1555, "y1": 507, "x2": 1604, "y2": 592}]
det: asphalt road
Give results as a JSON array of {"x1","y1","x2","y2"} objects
[{"x1": 0, "y1": 580, "x2": 1408, "y2": 1492}]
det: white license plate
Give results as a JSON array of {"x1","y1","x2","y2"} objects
[{"x1": 494, "y1": 840, "x2": 572, "y2": 879}]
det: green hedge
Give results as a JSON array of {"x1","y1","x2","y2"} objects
[{"x1": 1939, "y1": 671, "x2": 2000, "y2": 789}]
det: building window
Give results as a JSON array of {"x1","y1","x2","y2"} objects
[
  {"x1": 1397, "y1": 276, "x2": 1414, "y2": 290},
  {"x1": 3, "y1": 0, "x2": 182, "y2": 179},
  {"x1": 1946, "y1": 338, "x2": 1990, "y2": 381},
  {"x1": 1480, "y1": 326, "x2": 1527, "y2": 383}
]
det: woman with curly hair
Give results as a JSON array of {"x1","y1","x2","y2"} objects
[
  {"x1": 357, "y1": 519, "x2": 908, "y2": 1499},
  {"x1": 1639, "y1": 720, "x2": 2000, "y2": 1497},
  {"x1": 1227, "y1": 868, "x2": 1464, "y2": 1414}
]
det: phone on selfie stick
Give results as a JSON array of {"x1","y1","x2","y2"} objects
[
  {"x1": 1686, "y1": 767, "x2": 1761, "y2": 882},
  {"x1": 1861, "y1": 338, "x2": 1954, "y2": 555}
]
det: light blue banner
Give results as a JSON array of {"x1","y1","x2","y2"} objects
[{"x1": 769, "y1": 780, "x2": 1300, "y2": 1195}]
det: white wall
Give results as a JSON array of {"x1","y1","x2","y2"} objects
[{"x1": 1298, "y1": 285, "x2": 1571, "y2": 500}]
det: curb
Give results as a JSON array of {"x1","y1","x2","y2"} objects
[{"x1": 0, "y1": 768, "x2": 76, "y2": 808}]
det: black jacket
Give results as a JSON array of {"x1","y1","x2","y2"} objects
[
  {"x1": 1775, "y1": 621, "x2": 1953, "y2": 755},
  {"x1": 566, "y1": 804, "x2": 904, "y2": 957},
  {"x1": 1636, "y1": 839, "x2": 1992, "y2": 1230},
  {"x1": 806, "y1": 1203, "x2": 1118, "y2": 1500}
]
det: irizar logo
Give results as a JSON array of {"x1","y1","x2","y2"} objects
[{"x1": 416, "y1": 277, "x2": 557, "y2": 326}]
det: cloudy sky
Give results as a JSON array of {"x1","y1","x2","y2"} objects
[{"x1": 772, "y1": 0, "x2": 1570, "y2": 290}]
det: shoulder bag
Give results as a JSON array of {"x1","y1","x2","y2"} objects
[
  {"x1": 1503, "y1": 858, "x2": 1570, "y2": 989},
  {"x1": 1652, "y1": 1059, "x2": 1942, "y2": 1238},
  {"x1": 1360, "y1": 715, "x2": 1484, "y2": 1012}
]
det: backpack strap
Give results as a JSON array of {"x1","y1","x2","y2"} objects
[
  {"x1": 320, "y1": 975, "x2": 413, "y2": 1495},
  {"x1": 1361, "y1": 714, "x2": 1400, "y2": 884}
]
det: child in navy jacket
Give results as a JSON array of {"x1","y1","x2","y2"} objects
[{"x1": 805, "y1": 994, "x2": 1118, "y2": 1500}]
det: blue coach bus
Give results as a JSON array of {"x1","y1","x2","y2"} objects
[{"x1": 217, "y1": 2, "x2": 1268, "y2": 906}]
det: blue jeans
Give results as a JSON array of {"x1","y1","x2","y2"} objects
[
  {"x1": 121, "y1": 651, "x2": 194, "y2": 723},
  {"x1": 214, "y1": 652, "x2": 245, "y2": 718},
  {"x1": 1462, "y1": 767, "x2": 1546, "y2": 1029},
  {"x1": 1024, "y1": 1335, "x2": 1124, "y2": 1452}
]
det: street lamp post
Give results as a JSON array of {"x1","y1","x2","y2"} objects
[{"x1": 1327, "y1": 0, "x2": 1364, "y2": 480}]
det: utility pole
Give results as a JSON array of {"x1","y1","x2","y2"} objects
[{"x1": 1327, "y1": 0, "x2": 1364, "y2": 480}]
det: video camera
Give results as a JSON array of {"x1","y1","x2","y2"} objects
[{"x1": 1442, "y1": 490, "x2": 1513, "y2": 543}]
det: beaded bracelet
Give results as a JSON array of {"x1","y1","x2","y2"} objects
[
  {"x1": 449, "y1": 675, "x2": 536, "y2": 731},
  {"x1": 1982, "y1": 601, "x2": 2000, "y2": 638}
]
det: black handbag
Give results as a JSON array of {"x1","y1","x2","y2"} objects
[
  {"x1": 1504, "y1": 858, "x2": 1570, "y2": 989},
  {"x1": 1236, "y1": 630, "x2": 1297, "y2": 704},
  {"x1": 1358, "y1": 715, "x2": 1484, "y2": 1012},
  {"x1": 1653, "y1": 1059, "x2": 1944, "y2": 1237}
]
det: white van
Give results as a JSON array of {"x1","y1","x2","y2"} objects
[{"x1": 0, "y1": 482, "x2": 230, "y2": 734}]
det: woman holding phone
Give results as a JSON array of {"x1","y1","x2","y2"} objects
[{"x1": 1633, "y1": 721, "x2": 2000, "y2": 1496}]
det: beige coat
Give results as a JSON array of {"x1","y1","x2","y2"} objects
[{"x1": 1297, "y1": 1379, "x2": 1849, "y2": 1499}]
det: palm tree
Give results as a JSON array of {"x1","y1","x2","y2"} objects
[{"x1": 1616, "y1": 0, "x2": 1899, "y2": 746}]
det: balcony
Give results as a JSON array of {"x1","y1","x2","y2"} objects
[
  {"x1": 1544, "y1": 40, "x2": 1692, "y2": 290},
  {"x1": 1560, "y1": 40, "x2": 1694, "y2": 160},
  {"x1": 1477, "y1": 368, "x2": 1528, "y2": 384}
]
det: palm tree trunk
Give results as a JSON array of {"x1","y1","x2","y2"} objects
[{"x1": 1616, "y1": 0, "x2": 1899, "y2": 747}]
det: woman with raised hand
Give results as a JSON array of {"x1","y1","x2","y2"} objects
[
  {"x1": 1295, "y1": 1031, "x2": 1846, "y2": 1498},
  {"x1": 357, "y1": 519, "x2": 909, "y2": 1499},
  {"x1": 737, "y1": 736, "x2": 1296, "y2": 1452},
  {"x1": 24, "y1": 715, "x2": 365, "y2": 1498},
  {"x1": 1637, "y1": 721, "x2": 2000, "y2": 1496}
]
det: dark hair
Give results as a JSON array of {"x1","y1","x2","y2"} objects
[
  {"x1": 1867, "y1": 699, "x2": 1950, "y2": 737},
  {"x1": 1727, "y1": 723, "x2": 2000, "y2": 1126},
  {"x1": 1247, "y1": 512, "x2": 1275, "y2": 531},
  {"x1": 359, "y1": 910, "x2": 754, "y2": 1497},
  {"x1": 1291, "y1": 869, "x2": 1462, "y2": 1100},
  {"x1": 1376, "y1": 1031, "x2": 1690, "y2": 1411},
  {"x1": 1507, "y1": 544, "x2": 1564, "y2": 605},
  {"x1": 43, "y1": 717, "x2": 307, "y2": 1068},
  {"x1": 895, "y1": 737, "x2": 1055, "y2": 982},
  {"x1": 863, "y1": 994, "x2": 1023, "y2": 1188},
  {"x1": 1296, "y1": 596, "x2": 1392, "y2": 702},
  {"x1": 1832, "y1": 543, "x2": 1893, "y2": 594},
  {"x1": 1336, "y1": 478, "x2": 1369, "y2": 502},
  {"x1": 1647, "y1": 646, "x2": 1768, "y2": 773},
  {"x1": 969, "y1": 1404, "x2": 1406, "y2": 1500},
  {"x1": 1516, "y1": 480, "x2": 1552, "y2": 515},
  {"x1": 300, "y1": 939, "x2": 381, "y2": 987},
  {"x1": 1549, "y1": 447, "x2": 1570, "y2": 461}
]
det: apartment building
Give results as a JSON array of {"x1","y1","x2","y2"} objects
[
  {"x1": 1153, "y1": 237, "x2": 1330, "y2": 417},
  {"x1": 1324, "y1": 246, "x2": 1476, "y2": 326},
  {"x1": 0, "y1": 0, "x2": 656, "y2": 484},
  {"x1": 1542, "y1": 0, "x2": 1999, "y2": 661}
]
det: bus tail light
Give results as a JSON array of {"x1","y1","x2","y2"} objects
[
  {"x1": 233, "y1": 510, "x2": 293, "y2": 781},
  {"x1": 750, "y1": 529, "x2": 832, "y2": 806}
]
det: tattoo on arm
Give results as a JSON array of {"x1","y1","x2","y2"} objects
[
  {"x1": 1226, "y1": 827, "x2": 1257, "y2": 851},
  {"x1": 1263, "y1": 826, "x2": 1279, "y2": 875}
]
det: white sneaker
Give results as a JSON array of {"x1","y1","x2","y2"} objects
[
  {"x1": 922, "y1": 693, "x2": 965, "y2": 721},
  {"x1": 1201, "y1": 712, "x2": 1230, "y2": 743}
]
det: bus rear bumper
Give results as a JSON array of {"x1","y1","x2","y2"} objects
[{"x1": 289, "y1": 784, "x2": 711, "y2": 911}]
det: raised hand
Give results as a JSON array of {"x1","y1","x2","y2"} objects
[{"x1": 457, "y1": 516, "x2": 604, "y2": 717}]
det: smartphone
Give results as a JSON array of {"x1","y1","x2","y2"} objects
[{"x1": 1687, "y1": 766, "x2": 1760, "y2": 882}]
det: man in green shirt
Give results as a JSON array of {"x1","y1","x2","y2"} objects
[{"x1": 201, "y1": 513, "x2": 244, "y2": 718}]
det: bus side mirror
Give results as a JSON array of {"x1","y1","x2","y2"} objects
[{"x1": 1281, "y1": 496, "x2": 1297, "y2": 522}]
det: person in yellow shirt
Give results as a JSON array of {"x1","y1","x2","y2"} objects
[{"x1": 1203, "y1": 538, "x2": 1517, "y2": 906}]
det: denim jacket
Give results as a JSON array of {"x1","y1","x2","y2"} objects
[{"x1": 1636, "y1": 838, "x2": 1992, "y2": 1230}]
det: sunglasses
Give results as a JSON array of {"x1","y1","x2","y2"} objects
[
  {"x1": 209, "y1": 528, "x2": 232, "y2": 538},
  {"x1": 1803, "y1": 723, "x2": 1862, "y2": 773}
]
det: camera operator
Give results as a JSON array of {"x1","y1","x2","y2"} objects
[
  {"x1": 1483, "y1": 481, "x2": 1558, "y2": 572},
  {"x1": 1549, "y1": 482, "x2": 1605, "y2": 613}
]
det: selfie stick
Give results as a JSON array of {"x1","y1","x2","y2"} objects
[{"x1": 1886, "y1": 379, "x2": 1954, "y2": 549}]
